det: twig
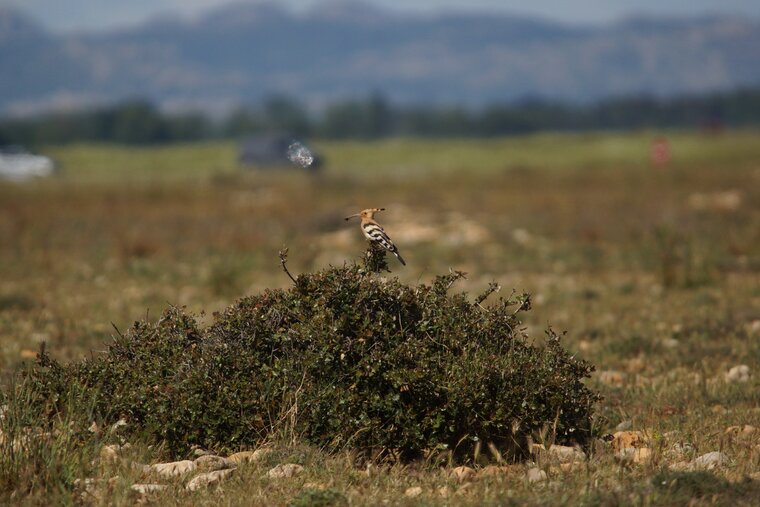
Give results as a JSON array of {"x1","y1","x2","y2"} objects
[
  {"x1": 279, "y1": 247, "x2": 297, "y2": 285},
  {"x1": 475, "y1": 281, "x2": 501, "y2": 306},
  {"x1": 446, "y1": 269, "x2": 467, "y2": 290},
  {"x1": 111, "y1": 322, "x2": 125, "y2": 338}
]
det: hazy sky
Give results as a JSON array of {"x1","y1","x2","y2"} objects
[{"x1": 3, "y1": 0, "x2": 759, "y2": 32}]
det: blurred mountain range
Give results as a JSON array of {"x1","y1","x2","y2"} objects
[{"x1": 1, "y1": 0, "x2": 760, "y2": 115}]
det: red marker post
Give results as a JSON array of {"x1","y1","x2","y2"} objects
[{"x1": 650, "y1": 136, "x2": 671, "y2": 168}]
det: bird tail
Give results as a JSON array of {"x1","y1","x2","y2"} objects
[{"x1": 394, "y1": 251, "x2": 406, "y2": 266}]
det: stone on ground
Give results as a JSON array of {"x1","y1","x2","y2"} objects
[
  {"x1": 186, "y1": 469, "x2": 236, "y2": 491},
  {"x1": 150, "y1": 460, "x2": 197, "y2": 478},
  {"x1": 690, "y1": 451, "x2": 730, "y2": 470},
  {"x1": 228, "y1": 448, "x2": 273, "y2": 465},
  {"x1": 404, "y1": 486, "x2": 423, "y2": 498},
  {"x1": 527, "y1": 468, "x2": 547, "y2": 483},
  {"x1": 267, "y1": 463, "x2": 304, "y2": 479},
  {"x1": 194, "y1": 454, "x2": 235, "y2": 472},
  {"x1": 131, "y1": 484, "x2": 168, "y2": 494},
  {"x1": 725, "y1": 365, "x2": 750, "y2": 383}
]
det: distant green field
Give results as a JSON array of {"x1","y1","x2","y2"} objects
[{"x1": 46, "y1": 129, "x2": 760, "y2": 182}]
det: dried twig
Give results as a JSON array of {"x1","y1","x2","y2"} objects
[
  {"x1": 475, "y1": 281, "x2": 501, "y2": 305},
  {"x1": 279, "y1": 248, "x2": 297, "y2": 285}
]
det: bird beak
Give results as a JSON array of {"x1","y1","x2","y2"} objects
[{"x1": 344, "y1": 213, "x2": 360, "y2": 221}]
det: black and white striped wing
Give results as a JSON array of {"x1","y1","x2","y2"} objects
[{"x1": 362, "y1": 222, "x2": 406, "y2": 265}]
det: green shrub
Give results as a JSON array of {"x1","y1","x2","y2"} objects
[
  {"x1": 17, "y1": 248, "x2": 601, "y2": 460},
  {"x1": 289, "y1": 489, "x2": 348, "y2": 507}
]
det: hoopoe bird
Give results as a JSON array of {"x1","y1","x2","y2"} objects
[{"x1": 345, "y1": 208, "x2": 406, "y2": 265}]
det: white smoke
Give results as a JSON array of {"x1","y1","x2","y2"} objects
[{"x1": 287, "y1": 141, "x2": 314, "y2": 168}]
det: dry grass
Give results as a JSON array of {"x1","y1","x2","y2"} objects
[{"x1": 1, "y1": 129, "x2": 759, "y2": 505}]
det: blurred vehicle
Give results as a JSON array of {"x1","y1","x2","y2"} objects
[
  {"x1": 238, "y1": 134, "x2": 322, "y2": 171},
  {"x1": 0, "y1": 145, "x2": 57, "y2": 181}
]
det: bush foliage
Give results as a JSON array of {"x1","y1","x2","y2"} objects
[{"x1": 18, "y1": 249, "x2": 600, "y2": 459}]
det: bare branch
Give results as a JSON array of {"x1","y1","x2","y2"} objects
[{"x1": 279, "y1": 247, "x2": 297, "y2": 285}]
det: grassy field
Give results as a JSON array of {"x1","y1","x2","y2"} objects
[{"x1": 1, "y1": 129, "x2": 759, "y2": 505}]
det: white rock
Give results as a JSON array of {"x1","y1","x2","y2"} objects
[
  {"x1": 690, "y1": 451, "x2": 730, "y2": 470},
  {"x1": 110, "y1": 419, "x2": 128, "y2": 433},
  {"x1": 615, "y1": 420, "x2": 632, "y2": 431},
  {"x1": 150, "y1": 460, "x2": 197, "y2": 478},
  {"x1": 228, "y1": 448, "x2": 272, "y2": 465},
  {"x1": 527, "y1": 467, "x2": 547, "y2": 483},
  {"x1": 548, "y1": 445, "x2": 586, "y2": 463},
  {"x1": 266, "y1": 463, "x2": 304, "y2": 479},
  {"x1": 404, "y1": 486, "x2": 423, "y2": 498},
  {"x1": 194, "y1": 454, "x2": 235, "y2": 472},
  {"x1": 100, "y1": 444, "x2": 121, "y2": 464},
  {"x1": 131, "y1": 484, "x2": 167, "y2": 494},
  {"x1": 192, "y1": 447, "x2": 211, "y2": 457},
  {"x1": 186, "y1": 469, "x2": 235, "y2": 491},
  {"x1": 725, "y1": 365, "x2": 750, "y2": 383}
]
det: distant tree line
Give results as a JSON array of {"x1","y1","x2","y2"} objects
[{"x1": 2, "y1": 88, "x2": 760, "y2": 146}]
